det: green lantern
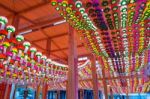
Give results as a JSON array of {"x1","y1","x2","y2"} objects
[
  {"x1": 79, "y1": 8, "x2": 85, "y2": 14},
  {"x1": 82, "y1": 13, "x2": 88, "y2": 19},
  {"x1": 16, "y1": 35, "x2": 24, "y2": 42},
  {"x1": 51, "y1": 1, "x2": 57, "y2": 6},
  {"x1": 121, "y1": 0, "x2": 127, "y2": 6},
  {"x1": 75, "y1": 1, "x2": 82, "y2": 8}
]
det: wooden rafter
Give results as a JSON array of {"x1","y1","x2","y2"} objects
[
  {"x1": 0, "y1": 3, "x2": 66, "y2": 42},
  {"x1": 46, "y1": 38, "x2": 51, "y2": 58},
  {"x1": 18, "y1": 2, "x2": 50, "y2": 14},
  {"x1": 18, "y1": 15, "x2": 49, "y2": 38},
  {"x1": 18, "y1": 17, "x2": 63, "y2": 33},
  {"x1": 51, "y1": 44, "x2": 84, "y2": 52},
  {"x1": 0, "y1": 3, "x2": 17, "y2": 13},
  {"x1": 32, "y1": 32, "x2": 68, "y2": 42},
  {"x1": 51, "y1": 40, "x2": 68, "y2": 57},
  {"x1": 19, "y1": 15, "x2": 37, "y2": 25},
  {"x1": 39, "y1": 29, "x2": 49, "y2": 37}
]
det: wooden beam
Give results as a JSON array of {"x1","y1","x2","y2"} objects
[
  {"x1": 99, "y1": 57, "x2": 108, "y2": 99},
  {"x1": 50, "y1": 33, "x2": 68, "y2": 39},
  {"x1": 18, "y1": 15, "x2": 50, "y2": 38},
  {"x1": 32, "y1": 32, "x2": 68, "y2": 43},
  {"x1": 18, "y1": 2, "x2": 49, "y2": 14},
  {"x1": 42, "y1": 84, "x2": 48, "y2": 99},
  {"x1": 79, "y1": 89, "x2": 84, "y2": 99},
  {"x1": 109, "y1": 87, "x2": 113, "y2": 99},
  {"x1": 91, "y1": 55, "x2": 99, "y2": 99},
  {"x1": 4, "y1": 84, "x2": 11, "y2": 99},
  {"x1": 40, "y1": 29, "x2": 49, "y2": 37},
  {"x1": 19, "y1": 15, "x2": 36, "y2": 25},
  {"x1": 12, "y1": 15, "x2": 20, "y2": 36},
  {"x1": 51, "y1": 40, "x2": 68, "y2": 57},
  {"x1": 43, "y1": 0, "x2": 49, "y2": 3},
  {"x1": 67, "y1": 25, "x2": 78, "y2": 99},
  {"x1": 56, "y1": 90, "x2": 60, "y2": 99},
  {"x1": 46, "y1": 38, "x2": 51, "y2": 58},
  {"x1": 36, "y1": 85, "x2": 41, "y2": 99},
  {"x1": 0, "y1": 3, "x2": 16, "y2": 13},
  {"x1": 18, "y1": 17, "x2": 63, "y2": 33},
  {"x1": 51, "y1": 44, "x2": 84, "y2": 52}
]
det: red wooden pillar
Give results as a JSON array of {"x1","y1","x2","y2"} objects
[
  {"x1": 110, "y1": 87, "x2": 113, "y2": 99},
  {"x1": 36, "y1": 85, "x2": 41, "y2": 99},
  {"x1": 79, "y1": 89, "x2": 84, "y2": 99},
  {"x1": 56, "y1": 90, "x2": 60, "y2": 99},
  {"x1": 42, "y1": 84, "x2": 48, "y2": 99},
  {"x1": 0, "y1": 83, "x2": 7, "y2": 99},
  {"x1": 66, "y1": 25, "x2": 78, "y2": 99},
  {"x1": 4, "y1": 83, "x2": 12, "y2": 99},
  {"x1": 99, "y1": 58, "x2": 108, "y2": 99},
  {"x1": 91, "y1": 55, "x2": 99, "y2": 99}
]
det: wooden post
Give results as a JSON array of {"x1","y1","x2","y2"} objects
[
  {"x1": 4, "y1": 84, "x2": 9, "y2": 99},
  {"x1": 67, "y1": 25, "x2": 78, "y2": 99},
  {"x1": 41, "y1": 37, "x2": 51, "y2": 99},
  {"x1": 42, "y1": 84, "x2": 48, "y2": 99},
  {"x1": 102, "y1": 68, "x2": 108, "y2": 99},
  {"x1": 99, "y1": 57, "x2": 108, "y2": 99},
  {"x1": 80, "y1": 89, "x2": 84, "y2": 99},
  {"x1": 12, "y1": 15, "x2": 20, "y2": 36},
  {"x1": 46, "y1": 38, "x2": 51, "y2": 57},
  {"x1": 110, "y1": 87, "x2": 113, "y2": 99},
  {"x1": 56, "y1": 90, "x2": 60, "y2": 99},
  {"x1": 90, "y1": 55, "x2": 99, "y2": 99},
  {"x1": 36, "y1": 85, "x2": 41, "y2": 99},
  {"x1": 4, "y1": 83, "x2": 11, "y2": 99}
]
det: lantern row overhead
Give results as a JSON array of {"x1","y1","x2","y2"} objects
[
  {"x1": 50, "y1": 0, "x2": 150, "y2": 91},
  {"x1": 51, "y1": 0, "x2": 109, "y2": 57},
  {"x1": 51, "y1": 1, "x2": 150, "y2": 68},
  {"x1": 0, "y1": 16, "x2": 68, "y2": 85},
  {"x1": 51, "y1": 0, "x2": 150, "y2": 57},
  {"x1": 0, "y1": 15, "x2": 93, "y2": 86}
]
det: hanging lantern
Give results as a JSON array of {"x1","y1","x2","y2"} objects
[
  {"x1": 6, "y1": 25, "x2": 15, "y2": 39},
  {"x1": 79, "y1": 8, "x2": 85, "y2": 14},
  {"x1": 0, "y1": 30, "x2": 8, "y2": 37},
  {"x1": 0, "y1": 16, "x2": 8, "y2": 30},
  {"x1": 2, "y1": 41, "x2": 10, "y2": 54},
  {"x1": 41, "y1": 55, "x2": 47, "y2": 66},
  {"x1": 51, "y1": 0, "x2": 57, "y2": 6},
  {"x1": 23, "y1": 41, "x2": 31, "y2": 53},
  {"x1": 75, "y1": 1, "x2": 82, "y2": 8},
  {"x1": 11, "y1": 47, "x2": 18, "y2": 59},
  {"x1": 30, "y1": 47, "x2": 37, "y2": 59},
  {"x1": 62, "y1": 0, "x2": 68, "y2": 7},
  {"x1": 36, "y1": 52, "x2": 42, "y2": 63},
  {"x1": 82, "y1": 13, "x2": 88, "y2": 19},
  {"x1": 16, "y1": 35, "x2": 24, "y2": 42}
]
